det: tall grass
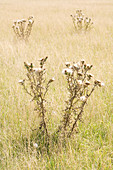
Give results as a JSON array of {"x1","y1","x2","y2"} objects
[{"x1": 0, "y1": 0, "x2": 113, "y2": 169}]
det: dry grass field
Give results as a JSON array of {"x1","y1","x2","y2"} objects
[{"x1": 0, "y1": 0, "x2": 113, "y2": 169}]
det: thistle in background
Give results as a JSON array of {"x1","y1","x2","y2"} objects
[
  {"x1": 12, "y1": 15, "x2": 34, "y2": 41},
  {"x1": 71, "y1": 10, "x2": 93, "y2": 32}
]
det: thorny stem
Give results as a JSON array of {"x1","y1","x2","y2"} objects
[
  {"x1": 39, "y1": 96, "x2": 49, "y2": 137},
  {"x1": 23, "y1": 84, "x2": 33, "y2": 97},
  {"x1": 68, "y1": 102, "x2": 85, "y2": 137},
  {"x1": 68, "y1": 84, "x2": 96, "y2": 137}
]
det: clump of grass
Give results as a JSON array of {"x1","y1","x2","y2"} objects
[
  {"x1": 19, "y1": 57, "x2": 104, "y2": 153},
  {"x1": 71, "y1": 10, "x2": 93, "y2": 32},
  {"x1": 12, "y1": 16, "x2": 34, "y2": 41}
]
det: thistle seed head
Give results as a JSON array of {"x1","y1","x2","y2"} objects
[
  {"x1": 94, "y1": 79, "x2": 101, "y2": 85},
  {"x1": 35, "y1": 68, "x2": 43, "y2": 75},
  {"x1": 48, "y1": 77, "x2": 55, "y2": 84},
  {"x1": 28, "y1": 15, "x2": 34, "y2": 20},
  {"x1": 18, "y1": 79, "x2": 25, "y2": 85},
  {"x1": 17, "y1": 20, "x2": 21, "y2": 24},
  {"x1": 87, "y1": 73, "x2": 94, "y2": 78},
  {"x1": 85, "y1": 80, "x2": 90, "y2": 86},
  {"x1": 81, "y1": 59, "x2": 85, "y2": 65},
  {"x1": 94, "y1": 80, "x2": 105, "y2": 87},
  {"x1": 21, "y1": 19, "x2": 26, "y2": 22},
  {"x1": 80, "y1": 96, "x2": 86, "y2": 102},
  {"x1": 77, "y1": 72, "x2": 83, "y2": 77},
  {"x1": 62, "y1": 68, "x2": 73, "y2": 76},
  {"x1": 73, "y1": 63, "x2": 80, "y2": 71},
  {"x1": 65, "y1": 62, "x2": 71, "y2": 67},
  {"x1": 77, "y1": 80, "x2": 83, "y2": 86},
  {"x1": 84, "y1": 64, "x2": 93, "y2": 70},
  {"x1": 29, "y1": 19, "x2": 33, "y2": 24}
]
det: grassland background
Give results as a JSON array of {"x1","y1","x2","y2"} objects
[{"x1": 0, "y1": 0, "x2": 113, "y2": 169}]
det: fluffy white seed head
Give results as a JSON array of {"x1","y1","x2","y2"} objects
[
  {"x1": 77, "y1": 72, "x2": 83, "y2": 76},
  {"x1": 77, "y1": 80, "x2": 83, "y2": 86},
  {"x1": 35, "y1": 68, "x2": 43, "y2": 75},
  {"x1": 62, "y1": 68, "x2": 73, "y2": 76},
  {"x1": 100, "y1": 82, "x2": 105, "y2": 87},
  {"x1": 85, "y1": 80, "x2": 90, "y2": 86},
  {"x1": 18, "y1": 79, "x2": 25, "y2": 85},
  {"x1": 73, "y1": 63, "x2": 80, "y2": 71},
  {"x1": 80, "y1": 96, "x2": 86, "y2": 102},
  {"x1": 48, "y1": 77, "x2": 55, "y2": 84},
  {"x1": 87, "y1": 73, "x2": 94, "y2": 78},
  {"x1": 29, "y1": 19, "x2": 33, "y2": 24}
]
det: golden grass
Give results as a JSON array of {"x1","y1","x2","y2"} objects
[{"x1": 0, "y1": 0, "x2": 113, "y2": 169}]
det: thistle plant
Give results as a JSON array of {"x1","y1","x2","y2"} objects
[
  {"x1": 19, "y1": 56, "x2": 55, "y2": 150},
  {"x1": 57, "y1": 60, "x2": 104, "y2": 138},
  {"x1": 19, "y1": 57, "x2": 104, "y2": 151},
  {"x1": 12, "y1": 16, "x2": 34, "y2": 41},
  {"x1": 71, "y1": 10, "x2": 93, "y2": 32}
]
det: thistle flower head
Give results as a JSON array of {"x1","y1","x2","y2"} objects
[
  {"x1": 16, "y1": 26, "x2": 19, "y2": 30},
  {"x1": 39, "y1": 56, "x2": 48, "y2": 64},
  {"x1": 80, "y1": 96, "x2": 86, "y2": 102},
  {"x1": 13, "y1": 20, "x2": 17, "y2": 25},
  {"x1": 94, "y1": 80, "x2": 105, "y2": 87},
  {"x1": 65, "y1": 62, "x2": 71, "y2": 67},
  {"x1": 84, "y1": 64, "x2": 93, "y2": 70},
  {"x1": 81, "y1": 59, "x2": 85, "y2": 65},
  {"x1": 48, "y1": 77, "x2": 55, "y2": 84},
  {"x1": 85, "y1": 80, "x2": 90, "y2": 86},
  {"x1": 87, "y1": 73, "x2": 94, "y2": 78},
  {"x1": 77, "y1": 80, "x2": 83, "y2": 86},
  {"x1": 28, "y1": 15, "x2": 34, "y2": 20},
  {"x1": 77, "y1": 72, "x2": 83, "y2": 77},
  {"x1": 24, "y1": 62, "x2": 34, "y2": 70},
  {"x1": 18, "y1": 79, "x2": 25, "y2": 85},
  {"x1": 29, "y1": 19, "x2": 33, "y2": 24},
  {"x1": 73, "y1": 63, "x2": 80, "y2": 71},
  {"x1": 12, "y1": 24, "x2": 15, "y2": 28},
  {"x1": 62, "y1": 68, "x2": 73, "y2": 76},
  {"x1": 35, "y1": 68, "x2": 43, "y2": 75},
  {"x1": 21, "y1": 19, "x2": 26, "y2": 22},
  {"x1": 94, "y1": 79, "x2": 101, "y2": 86},
  {"x1": 100, "y1": 82, "x2": 105, "y2": 87},
  {"x1": 17, "y1": 20, "x2": 21, "y2": 24}
]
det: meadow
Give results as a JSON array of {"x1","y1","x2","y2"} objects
[{"x1": 0, "y1": 0, "x2": 113, "y2": 169}]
